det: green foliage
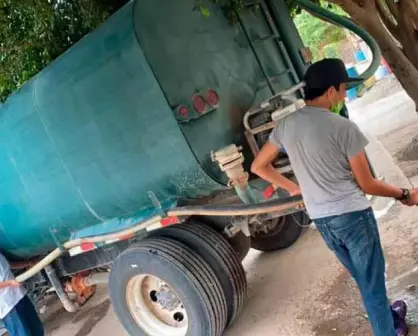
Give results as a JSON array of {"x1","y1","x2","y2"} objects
[
  {"x1": 294, "y1": 2, "x2": 346, "y2": 60},
  {"x1": 322, "y1": 42, "x2": 340, "y2": 58},
  {"x1": 0, "y1": 0, "x2": 128, "y2": 102},
  {"x1": 285, "y1": 0, "x2": 321, "y2": 17}
]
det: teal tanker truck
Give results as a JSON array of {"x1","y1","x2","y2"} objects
[{"x1": 0, "y1": 0, "x2": 381, "y2": 335}]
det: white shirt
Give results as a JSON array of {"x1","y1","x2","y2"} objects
[{"x1": 0, "y1": 253, "x2": 26, "y2": 318}]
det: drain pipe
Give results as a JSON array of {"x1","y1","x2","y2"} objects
[
  {"x1": 45, "y1": 265, "x2": 79, "y2": 313},
  {"x1": 83, "y1": 273, "x2": 110, "y2": 286}
]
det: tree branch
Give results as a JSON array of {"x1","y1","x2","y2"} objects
[
  {"x1": 328, "y1": 0, "x2": 361, "y2": 12},
  {"x1": 327, "y1": 0, "x2": 369, "y2": 22},
  {"x1": 375, "y1": 0, "x2": 401, "y2": 41},
  {"x1": 383, "y1": 0, "x2": 400, "y2": 21}
]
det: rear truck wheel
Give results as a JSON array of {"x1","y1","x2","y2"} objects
[
  {"x1": 149, "y1": 221, "x2": 247, "y2": 327},
  {"x1": 250, "y1": 211, "x2": 310, "y2": 252},
  {"x1": 109, "y1": 237, "x2": 227, "y2": 336}
]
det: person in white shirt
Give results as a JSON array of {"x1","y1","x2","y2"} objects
[{"x1": 0, "y1": 252, "x2": 43, "y2": 336}]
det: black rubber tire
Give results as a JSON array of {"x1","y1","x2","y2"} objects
[
  {"x1": 250, "y1": 211, "x2": 310, "y2": 252},
  {"x1": 149, "y1": 221, "x2": 247, "y2": 327},
  {"x1": 109, "y1": 236, "x2": 227, "y2": 336},
  {"x1": 228, "y1": 230, "x2": 251, "y2": 262}
]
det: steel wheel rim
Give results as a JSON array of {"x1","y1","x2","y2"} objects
[
  {"x1": 252, "y1": 216, "x2": 286, "y2": 237},
  {"x1": 126, "y1": 274, "x2": 188, "y2": 336}
]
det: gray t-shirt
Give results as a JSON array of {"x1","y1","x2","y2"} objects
[{"x1": 270, "y1": 105, "x2": 370, "y2": 219}]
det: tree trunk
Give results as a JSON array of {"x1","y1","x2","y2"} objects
[
  {"x1": 367, "y1": 17, "x2": 418, "y2": 108},
  {"x1": 396, "y1": 0, "x2": 418, "y2": 70},
  {"x1": 329, "y1": 0, "x2": 418, "y2": 110}
]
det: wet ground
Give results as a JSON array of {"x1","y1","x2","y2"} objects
[{"x1": 42, "y1": 76, "x2": 418, "y2": 336}]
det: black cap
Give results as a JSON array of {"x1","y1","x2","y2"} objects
[{"x1": 304, "y1": 58, "x2": 363, "y2": 89}]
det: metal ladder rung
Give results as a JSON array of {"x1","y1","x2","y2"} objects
[
  {"x1": 251, "y1": 34, "x2": 280, "y2": 43},
  {"x1": 274, "y1": 157, "x2": 290, "y2": 166},
  {"x1": 256, "y1": 70, "x2": 292, "y2": 89},
  {"x1": 276, "y1": 165, "x2": 293, "y2": 174},
  {"x1": 245, "y1": 1, "x2": 262, "y2": 7},
  {"x1": 268, "y1": 69, "x2": 292, "y2": 80}
]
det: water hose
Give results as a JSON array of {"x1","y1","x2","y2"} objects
[
  {"x1": 16, "y1": 216, "x2": 162, "y2": 282},
  {"x1": 170, "y1": 196, "x2": 303, "y2": 216},
  {"x1": 16, "y1": 196, "x2": 304, "y2": 283},
  {"x1": 294, "y1": 0, "x2": 382, "y2": 86}
]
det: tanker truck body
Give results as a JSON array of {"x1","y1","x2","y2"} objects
[
  {"x1": 0, "y1": 0, "x2": 306, "y2": 259},
  {"x1": 0, "y1": 1, "x2": 350, "y2": 335}
]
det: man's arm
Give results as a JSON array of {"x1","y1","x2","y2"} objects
[
  {"x1": 350, "y1": 151, "x2": 415, "y2": 200},
  {"x1": 0, "y1": 280, "x2": 20, "y2": 289},
  {"x1": 251, "y1": 142, "x2": 301, "y2": 196}
]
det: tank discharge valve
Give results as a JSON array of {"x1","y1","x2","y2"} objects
[{"x1": 211, "y1": 145, "x2": 248, "y2": 187}]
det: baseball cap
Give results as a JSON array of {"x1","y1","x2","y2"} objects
[{"x1": 303, "y1": 58, "x2": 363, "y2": 89}]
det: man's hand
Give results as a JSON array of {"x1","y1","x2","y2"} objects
[
  {"x1": 350, "y1": 151, "x2": 412, "y2": 199},
  {"x1": 264, "y1": 184, "x2": 301, "y2": 199},
  {"x1": 411, "y1": 189, "x2": 418, "y2": 205},
  {"x1": 0, "y1": 279, "x2": 20, "y2": 289},
  {"x1": 289, "y1": 187, "x2": 301, "y2": 196},
  {"x1": 252, "y1": 142, "x2": 301, "y2": 196},
  {"x1": 401, "y1": 188, "x2": 418, "y2": 206},
  {"x1": 8, "y1": 280, "x2": 20, "y2": 287}
]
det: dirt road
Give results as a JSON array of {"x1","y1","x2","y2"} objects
[{"x1": 42, "y1": 77, "x2": 418, "y2": 336}]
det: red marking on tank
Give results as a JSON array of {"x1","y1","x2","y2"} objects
[
  {"x1": 80, "y1": 242, "x2": 96, "y2": 252},
  {"x1": 178, "y1": 105, "x2": 189, "y2": 117},
  {"x1": 206, "y1": 89, "x2": 219, "y2": 107},
  {"x1": 160, "y1": 216, "x2": 180, "y2": 227},
  {"x1": 263, "y1": 185, "x2": 275, "y2": 199},
  {"x1": 192, "y1": 94, "x2": 207, "y2": 114}
]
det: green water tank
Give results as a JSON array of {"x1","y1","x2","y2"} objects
[{"x1": 0, "y1": 0, "x2": 304, "y2": 258}]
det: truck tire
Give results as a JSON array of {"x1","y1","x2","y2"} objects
[
  {"x1": 250, "y1": 212, "x2": 309, "y2": 252},
  {"x1": 150, "y1": 221, "x2": 247, "y2": 327},
  {"x1": 109, "y1": 236, "x2": 227, "y2": 336}
]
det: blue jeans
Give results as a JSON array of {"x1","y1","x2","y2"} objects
[
  {"x1": 315, "y1": 208, "x2": 396, "y2": 336},
  {"x1": 3, "y1": 295, "x2": 44, "y2": 336}
]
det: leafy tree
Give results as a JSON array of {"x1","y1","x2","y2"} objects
[
  {"x1": 209, "y1": 0, "x2": 418, "y2": 109},
  {"x1": 321, "y1": 0, "x2": 418, "y2": 109},
  {"x1": 0, "y1": 0, "x2": 128, "y2": 102},
  {"x1": 294, "y1": 10, "x2": 345, "y2": 61}
]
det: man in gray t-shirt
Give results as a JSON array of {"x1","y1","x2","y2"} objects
[
  {"x1": 269, "y1": 105, "x2": 370, "y2": 219},
  {"x1": 252, "y1": 58, "x2": 417, "y2": 336}
]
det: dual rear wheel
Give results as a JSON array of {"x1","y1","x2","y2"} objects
[
  {"x1": 109, "y1": 213, "x2": 308, "y2": 336},
  {"x1": 109, "y1": 222, "x2": 246, "y2": 336}
]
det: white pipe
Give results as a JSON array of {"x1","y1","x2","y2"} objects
[
  {"x1": 16, "y1": 216, "x2": 162, "y2": 282},
  {"x1": 16, "y1": 198, "x2": 304, "y2": 283},
  {"x1": 243, "y1": 82, "x2": 305, "y2": 131},
  {"x1": 16, "y1": 248, "x2": 63, "y2": 283}
]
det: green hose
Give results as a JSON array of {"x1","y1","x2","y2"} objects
[{"x1": 294, "y1": 0, "x2": 382, "y2": 87}]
